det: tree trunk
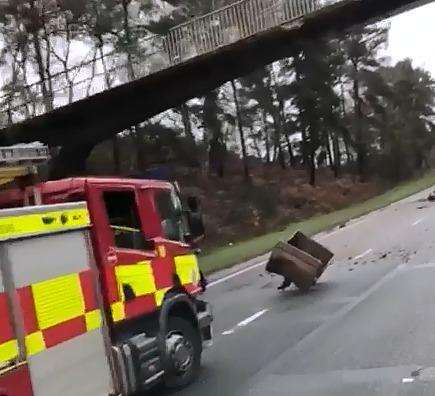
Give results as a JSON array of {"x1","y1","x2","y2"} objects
[
  {"x1": 309, "y1": 151, "x2": 316, "y2": 186},
  {"x1": 340, "y1": 78, "x2": 347, "y2": 117},
  {"x1": 285, "y1": 133, "x2": 295, "y2": 168},
  {"x1": 231, "y1": 80, "x2": 250, "y2": 181},
  {"x1": 332, "y1": 133, "x2": 341, "y2": 178},
  {"x1": 49, "y1": 141, "x2": 96, "y2": 180},
  {"x1": 325, "y1": 133, "x2": 334, "y2": 170},
  {"x1": 121, "y1": 0, "x2": 136, "y2": 81},
  {"x1": 204, "y1": 90, "x2": 225, "y2": 177},
  {"x1": 279, "y1": 99, "x2": 295, "y2": 168},
  {"x1": 278, "y1": 147, "x2": 286, "y2": 170},
  {"x1": 42, "y1": 19, "x2": 54, "y2": 107},
  {"x1": 21, "y1": 51, "x2": 33, "y2": 117},
  {"x1": 252, "y1": 127, "x2": 262, "y2": 158},
  {"x1": 295, "y1": 68, "x2": 309, "y2": 167},
  {"x1": 272, "y1": 112, "x2": 285, "y2": 170},
  {"x1": 352, "y1": 61, "x2": 366, "y2": 180},
  {"x1": 301, "y1": 128, "x2": 309, "y2": 167},
  {"x1": 7, "y1": 52, "x2": 19, "y2": 123},
  {"x1": 264, "y1": 130, "x2": 271, "y2": 164},
  {"x1": 339, "y1": 76, "x2": 351, "y2": 167},
  {"x1": 29, "y1": 0, "x2": 53, "y2": 112},
  {"x1": 262, "y1": 110, "x2": 271, "y2": 164},
  {"x1": 344, "y1": 138, "x2": 353, "y2": 163},
  {"x1": 179, "y1": 103, "x2": 196, "y2": 146},
  {"x1": 32, "y1": 33, "x2": 52, "y2": 112}
]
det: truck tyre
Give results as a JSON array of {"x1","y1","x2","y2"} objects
[{"x1": 164, "y1": 316, "x2": 202, "y2": 389}]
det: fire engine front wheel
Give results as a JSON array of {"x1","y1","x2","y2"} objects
[{"x1": 164, "y1": 316, "x2": 202, "y2": 389}]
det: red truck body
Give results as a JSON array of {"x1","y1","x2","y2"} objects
[{"x1": 0, "y1": 176, "x2": 212, "y2": 395}]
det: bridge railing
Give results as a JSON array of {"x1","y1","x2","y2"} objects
[
  {"x1": 0, "y1": 0, "x2": 338, "y2": 127},
  {"x1": 164, "y1": 0, "x2": 320, "y2": 65}
]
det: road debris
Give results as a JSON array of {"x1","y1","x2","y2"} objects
[
  {"x1": 267, "y1": 232, "x2": 333, "y2": 292},
  {"x1": 411, "y1": 367, "x2": 424, "y2": 378}
]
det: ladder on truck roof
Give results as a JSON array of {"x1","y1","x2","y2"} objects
[{"x1": 0, "y1": 145, "x2": 50, "y2": 187}]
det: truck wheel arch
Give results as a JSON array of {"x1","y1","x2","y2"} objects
[{"x1": 159, "y1": 292, "x2": 198, "y2": 336}]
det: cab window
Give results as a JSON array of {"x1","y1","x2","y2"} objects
[
  {"x1": 155, "y1": 189, "x2": 185, "y2": 242},
  {"x1": 102, "y1": 191, "x2": 146, "y2": 250}
]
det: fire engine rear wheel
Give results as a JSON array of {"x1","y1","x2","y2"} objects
[{"x1": 164, "y1": 316, "x2": 202, "y2": 389}]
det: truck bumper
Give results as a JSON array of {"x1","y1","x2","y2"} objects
[{"x1": 196, "y1": 300, "x2": 213, "y2": 347}]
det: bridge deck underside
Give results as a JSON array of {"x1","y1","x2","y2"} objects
[{"x1": 0, "y1": 0, "x2": 430, "y2": 149}]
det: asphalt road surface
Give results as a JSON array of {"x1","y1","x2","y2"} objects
[{"x1": 161, "y1": 187, "x2": 435, "y2": 396}]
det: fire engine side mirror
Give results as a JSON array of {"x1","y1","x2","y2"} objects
[
  {"x1": 187, "y1": 196, "x2": 200, "y2": 213},
  {"x1": 185, "y1": 197, "x2": 205, "y2": 241}
]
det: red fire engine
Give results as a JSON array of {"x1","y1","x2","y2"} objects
[{"x1": 0, "y1": 146, "x2": 212, "y2": 395}]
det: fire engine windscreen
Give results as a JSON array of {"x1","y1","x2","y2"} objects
[{"x1": 155, "y1": 189, "x2": 186, "y2": 242}]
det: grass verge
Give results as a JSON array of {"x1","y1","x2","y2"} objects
[{"x1": 199, "y1": 170, "x2": 435, "y2": 275}]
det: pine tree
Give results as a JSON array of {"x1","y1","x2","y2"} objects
[
  {"x1": 289, "y1": 37, "x2": 343, "y2": 185},
  {"x1": 340, "y1": 25, "x2": 389, "y2": 180}
]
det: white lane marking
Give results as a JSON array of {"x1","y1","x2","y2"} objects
[
  {"x1": 412, "y1": 218, "x2": 423, "y2": 226},
  {"x1": 402, "y1": 378, "x2": 415, "y2": 384},
  {"x1": 208, "y1": 261, "x2": 267, "y2": 288},
  {"x1": 354, "y1": 249, "x2": 373, "y2": 261},
  {"x1": 221, "y1": 309, "x2": 269, "y2": 336},
  {"x1": 237, "y1": 309, "x2": 269, "y2": 327}
]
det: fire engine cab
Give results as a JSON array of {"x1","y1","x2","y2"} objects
[{"x1": 0, "y1": 146, "x2": 212, "y2": 395}]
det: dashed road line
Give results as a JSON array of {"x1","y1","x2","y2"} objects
[
  {"x1": 354, "y1": 249, "x2": 373, "y2": 261},
  {"x1": 237, "y1": 309, "x2": 269, "y2": 327},
  {"x1": 412, "y1": 218, "x2": 423, "y2": 226},
  {"x1": 221, "y1": 309, "x2": 269, "y2": 336}
]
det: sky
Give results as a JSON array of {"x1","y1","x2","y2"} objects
[{"x1": 388, "y1": 1, "x2": 435, "y2": 75}]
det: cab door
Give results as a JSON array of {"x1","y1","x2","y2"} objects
[
  {"x1": 85, "y1": 184, "x2": 159, "y2": 326},
  {"x1": 150, "y1": 187, "x2": 202, "y2": 296}
]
